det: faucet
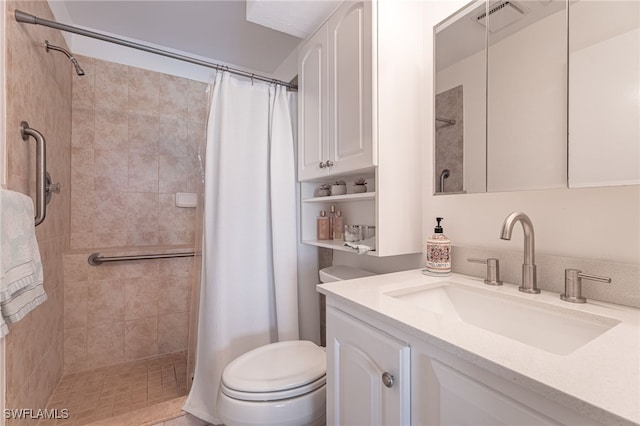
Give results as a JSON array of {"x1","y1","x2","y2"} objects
[{"x1": 500, "y1": 211, "x2": 540, "y2": 294}]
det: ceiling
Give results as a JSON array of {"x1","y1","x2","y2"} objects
[{"x1": 50, "y1": 0, "x2": 340, "y2": 74}]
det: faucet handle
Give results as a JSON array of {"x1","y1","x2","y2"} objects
[
  {"x1": 467, "y1": 258, "x2": 503, "y2": 286},
  {"x1": 561, "y1": 269, "x2": 611, "y2": 304}
]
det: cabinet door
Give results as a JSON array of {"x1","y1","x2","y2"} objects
[
  {"x1": 327, "y1": 307, "x2": 410, "y2": 426},
  {"x1": 327, "y1": 1, "x2": 374, "y2": 175},
  {"x1": 298, "y1": 26, "x2": 328, "y2": 181}
]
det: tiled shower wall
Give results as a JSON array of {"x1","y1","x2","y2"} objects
[
  {"x1": 64, "y1": 57, "x2": 208, "y2": 372},
  {"x1": 69, "y1": 56, "x2": 207, "y2": 249},
  {"x1": 4, "y1": 0, "x2": 71, "y2": 419},
  {"x1": 435, "y1": 85, "x2": 463, "y2": 193}
]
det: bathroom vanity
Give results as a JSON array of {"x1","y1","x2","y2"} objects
[{"x1": 318, "y1": 270, "x2": 640, "y2": 425}]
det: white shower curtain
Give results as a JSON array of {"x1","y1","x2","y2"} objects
[{"x1": 184, "y1": 72, "x2": 299, "y2": 424}]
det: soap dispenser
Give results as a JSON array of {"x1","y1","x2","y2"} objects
[{"x1": 425, "y1": 217, "x2": 451, "y2": 276}]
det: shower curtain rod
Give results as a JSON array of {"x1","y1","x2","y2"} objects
[{"x1": 14, "y1": 9, "x2": 298, "y2": 90}]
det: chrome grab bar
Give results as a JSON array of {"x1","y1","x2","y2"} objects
[
  {"x1": 88, "y1": 251, "x2": 197, "y2": 266},
  {"x1": 20, "y1": 121, "x2": 47, "y2": 226}
]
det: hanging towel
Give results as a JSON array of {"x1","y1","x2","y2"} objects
[{"x1": 0, "y1": 189, "x2": 47, "y2": 337}]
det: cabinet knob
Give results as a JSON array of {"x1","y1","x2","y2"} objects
[
  {"x1": 382, "y1": 372, "x2": 394, "y2": 388},
  {"x1": 319, "y1": 161, "x2": 326, "y2": 169},
  {"x1": 325, "y1": 160, "x2": 334, "y2": 167}
]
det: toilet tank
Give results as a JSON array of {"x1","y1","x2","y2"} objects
[{"x1": 319, "y1": 265, "x2": 376, "y2": 283}]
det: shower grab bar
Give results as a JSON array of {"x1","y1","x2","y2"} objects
[
  {"x1": 88, "y1": 251, "x2": 197, "y2": 266},
  {"x1": 20, "y1": 121, "x2": 47, "y2": 226}
]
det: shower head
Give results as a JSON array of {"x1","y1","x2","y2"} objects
[{"x1": 44, "y1": 40, "x2": 85, "y2": 76}]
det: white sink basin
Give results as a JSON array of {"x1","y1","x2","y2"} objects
[{"x1": 386, "y1": 282, "x2": 620, "y2": 355}]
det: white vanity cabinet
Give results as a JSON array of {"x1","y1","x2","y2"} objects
[
  {"x1": 327, "y1": 302, "x2": 608, "y2": 426},
  {"x1": 298, "y1": 1, "x2": 373, "y2": 181},
  {"x1": 326, "y1": 306, "x2": 410, "y2": 426},
  {"x1": 298, "y1": 0, "x2": 424, "y2": 257}
]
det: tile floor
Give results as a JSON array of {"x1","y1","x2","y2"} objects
[{"x1": 39, "y1": 352, "x2": 188, "y2": 426}]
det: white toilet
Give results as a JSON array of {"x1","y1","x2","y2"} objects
[{"x1": 217, "y1": 265, "x2": 376, "y2": 426}]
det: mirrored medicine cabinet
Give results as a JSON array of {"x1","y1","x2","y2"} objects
[{"x1": 433, "y1": 0, "x2": 639, "y2": 195}]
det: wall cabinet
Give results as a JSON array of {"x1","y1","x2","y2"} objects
[
  {"x1": 327, "y1": 302, "x2": 608, "y2": 426},
  {"x1": 298, "y1": 0, "x2": 424, "y2": 257},
  {"x1": 326, "y1": 307, "x2": 410, "y2": 425},
  {"x1": 298, "y1": 2, "x2": 373, "y2": 181}
]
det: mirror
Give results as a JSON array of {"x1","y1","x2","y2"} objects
[
  {"x1": 568, "y1": 1, "x2": 639, "y2": 188},
  {"x1": 435, "y1": 1, "x2": 487, "y2": 194},
  {"x1": 435, "y1": 0, "x2": 568, "y2": 194}
]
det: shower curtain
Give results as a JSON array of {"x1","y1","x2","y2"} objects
[{"x1": 183, "y1": 72, "x2": 299, "y2": 424}]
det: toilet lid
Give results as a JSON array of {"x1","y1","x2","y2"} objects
[{"x1": 222, "y1": 340, "x2": 326, "y2": 393}]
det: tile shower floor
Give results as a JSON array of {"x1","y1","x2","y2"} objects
[{"x1": 40, "y1": 352, "x2": 188, "y2": 426}]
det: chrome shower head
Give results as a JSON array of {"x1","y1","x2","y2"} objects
[{"x1": 44, "y1": 40, "x2": 85, "y2": 76}]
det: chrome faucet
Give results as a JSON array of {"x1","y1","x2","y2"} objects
[{"x1": 500, "y1": 212, "x2": 540, "y2": 294}]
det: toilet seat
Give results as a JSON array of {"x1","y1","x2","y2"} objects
[{"x1": 221, "y1": 340, "x2": 326, "y2": 402}]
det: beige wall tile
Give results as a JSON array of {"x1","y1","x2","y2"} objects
[
  {"x1": 95, "y1": 59, "x2": 128, "y2": 111},
  {"x1": 70, "y1": 190, "x2": 95, "y2": 235},
  {"x1": 95, "y1": 149, "x2": 129, "y2": 191},
  {"x1": 158, "y1": 313, "x2": 189, "y2": 354},
  {"x1": 64, "y1": 280, "x2": 88, "y2": 329},
  {"x1": 188, "y1": 80, "x2": 208, "y2": 124},
  {"x1": 124, "y1": 317, "x2": 158, "y2": 361},
  {"x1": 128, "y1": 67, "x2": 160, "y2": 114},
  {"x1": 95, "y1": 109, "x2": 129, "y2": 151},
  {"x1": 128, "y1": 114, "x2": 160, "y2": 154},
  {"x1": 5, "y1": 0, "x2": 71, "y2": 411},
  {"x1": 64, "y1": 327, "x2": 88, "y2": 372},
  {"x1": 128, "y1": 152, "x2": 159, "y2": 193},
  {"x1": 65, "y1": 59, "x2": 204, "y2": 368},
  {"x1": 71, "y1": 108, "x2": 95, "y2": 148},
  {"x1": 157, "y1": 74, "x2": 189, "y2": 119},
  {"x1": 158, "y1": 118, "x2": 188, "y2": 157},
  {"x1": 88, "y1": 279, "x2": 125, "y2": 324},
  {"x1": 126, "y1": 192, "x2": 159, "y2": 233},
  {"x1": 87, "y1": 322, "x2": 125, "y2": 367},
  {"x1": 158, "y1": 276, "x2": 190, "y2": 314},
  {"x1": 71, "y1": 147, "x2": 95, "y2": 192},
  {"x1": 72, "y1": 57, "x2": 95, "y2": 108},
  {"x1": 64, "y1": 254, "x2": 92, "y2": 281},
  {"x1": 70, "y1": 232, "x2": 94, "y2": 249},
  {"x1": 158, "y1": 155, "x2": 187, "y2": 193},
  {"x1": 124, "y1": 278, "x2": 159, "y2": 320}
]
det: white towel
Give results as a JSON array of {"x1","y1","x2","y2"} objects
[
  {"x1": 344, "y1": 237, "x2": 376, "y2": 255},
  {"x1": 0, "y1": 189, "x2": 47, "y2": 337}
]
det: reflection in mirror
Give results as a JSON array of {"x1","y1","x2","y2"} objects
[
  {"x1": 568, "y1": 1, "x2": 639, "y2": 188},
  {"x1": 434, "y1": 1, "x2": 487, "y2": 195},
  {"x1": 486, "y1": 0, "x2": 567, "y2": 192}
]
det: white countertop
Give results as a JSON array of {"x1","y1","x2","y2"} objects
[{"x1": 318, "y1": 269, "x2": 640, "y2": 425}]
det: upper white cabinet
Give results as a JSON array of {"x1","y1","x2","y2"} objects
[
  {"x1": 298, "y1": 25, "x2": 327, "y2": 180},
  {"x1": 298, "y1": 1, "x2": 373, "y2": 180},
  {"x1": 297, "y1": 0, "x2": 424, "y2": 257}
]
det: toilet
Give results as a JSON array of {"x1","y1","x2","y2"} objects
[{"x1": 217, "y1": 265, "x2": 376, "y2": 426}]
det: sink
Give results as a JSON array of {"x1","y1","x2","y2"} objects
[{"x1": 386, "y1": 282, "x2": 620, "y2": 355}]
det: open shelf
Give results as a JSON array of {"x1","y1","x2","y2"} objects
[
  {"x1": 302, "y1": 239, "x2": 378, "y2": 256},
  {"x1": 303, "y1": 192, "x2": 376, "y2": 203}
]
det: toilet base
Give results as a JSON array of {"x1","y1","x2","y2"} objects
[{"x1": 217, "y1": 384, "x2": 326, "y2": 426}]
